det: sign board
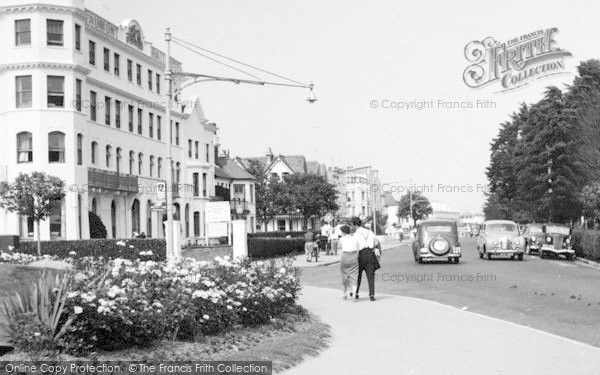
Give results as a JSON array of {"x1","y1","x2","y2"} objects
[
  {"x1": 156, "y1": 182, "x2": 166, "y2": 203},
  {"x1": 205, "y1": 201, "x2": 231, "y2": 223},
  {"x1": 207, "y1": 222, "x2": 229, "y2": 237}
]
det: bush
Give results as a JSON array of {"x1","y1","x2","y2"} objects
[
  {"x1": 89, "y1": 211, "x2": 107, "y2": 239},
  {"x1": 15, "y1": 239, "x2": 166, "y2": 261},
  {"x1": 248, "y1": 238, "x2": 305, "y2": 258},
  {"x1": 572, "y1": 229, "x2": 600, "y2": 261},
  {"x1": 248, "y1": 231, "x2": 306, "y2": 238}
]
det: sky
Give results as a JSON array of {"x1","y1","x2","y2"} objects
[{"x1": 91, "y1": 0, "x2": 600, "y2": 214}]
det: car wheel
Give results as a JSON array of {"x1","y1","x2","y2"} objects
[
  {"x1": 487, "y1": 253, "x2": 492, "y2": 260},
  {"x1": 418, "y1": 258, "x2": 423, "y2": 264},
  {"x1": 479, "y1": 252, "x2": 483, "y2": 259},
  {"x1": 518, "y1": 254, "x2": 523, "y2": 261}
]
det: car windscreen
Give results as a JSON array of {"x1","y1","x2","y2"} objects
[
  {"x1": 486, "y1": 223, "x2": 517, "y2": 233},
  {"x1": 425, "y1": 225, "x2": 453, "y2": 232},
  {"x1": 545, "y1": 225, "x2": 570, "y2": 235}
]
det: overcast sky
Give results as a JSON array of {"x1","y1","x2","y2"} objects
[{"x1": 92, "y1": 0, "x2": 600, "y2": 214}]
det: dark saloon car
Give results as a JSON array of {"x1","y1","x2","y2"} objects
[
  {"x1": 522, "y1": 223, "x2": 544, "y2": 254},
  {"x1": 412, "y1": 220, "x2": 462, "y2": 264},
  {"x1": 540, "y1": 224, "x2": 575, "y2": 261}
]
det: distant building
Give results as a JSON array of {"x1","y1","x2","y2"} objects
[
  {"x1": 429, "y1": 201, "x2": 460, "y2": 221},
  {"x1": 343, "y1": 166, "x2": 383, "y2": 220}
]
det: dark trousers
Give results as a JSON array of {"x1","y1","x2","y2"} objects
[{"x1": 357, "y1": 248, "x2": 376, "y2": 297}]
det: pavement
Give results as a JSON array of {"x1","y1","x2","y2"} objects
[
  {"x1": 291, "y1": 238, "x2": 407, "y2": 268},
  {"x1": 284, "y1": 285, "x2": 600, "y2": 375}
]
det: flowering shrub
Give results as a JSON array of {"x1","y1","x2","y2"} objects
[
  {"x1": 0, "y1": 251, "x2": 58, "y2": 265},
  {"x1": 52, "y1": 255, "x2": 301, "y2": 354}
]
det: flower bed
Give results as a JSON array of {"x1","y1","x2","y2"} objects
[{"x1": 0, "y1": 255, "x2": 301, "y2": 356}]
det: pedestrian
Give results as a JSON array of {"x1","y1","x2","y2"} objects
[
  {"x1": 304, "y1": 229, "x2": 316, "y2": 262},
  {"x1": 338, "y1": 224, "x2": 359, "y2": 299},
  {"x1": 351, "y1": 217, "x2": 380, "y2": 301},
  {"x1": 330, "y1": 223, "x2": 343, "y2": 255}
]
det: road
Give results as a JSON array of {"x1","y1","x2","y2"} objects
[{"x1": 300, "y1": 238, "x2": 600, "y2": 347}]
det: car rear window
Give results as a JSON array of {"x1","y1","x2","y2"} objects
[
  {"x1": 425, "y1": 226, "x2": 453, "y2": 232},
  {"x1": 487, "y1": 224, "x2": 517, "y2": 232}
]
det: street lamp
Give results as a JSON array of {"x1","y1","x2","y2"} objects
[{"x1": 163, "y1": 28, "x2": 316, "y2": 262}]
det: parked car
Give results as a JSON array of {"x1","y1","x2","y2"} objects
[
  {"x1": 412, "y1": 220, "x2": 461, "y2": 264},
  {"x1": 540, "y1": 224, "x2": 575, "y2": 261},
  {"x1": 522, "y1": 223, "x2": 544, "y2": 254},
  {"x1": 470, "y1": 224, "x2": 481, "y2": 237},
  {"x1": 477, "y1": 220, "x2": 524, "y2": 260}
]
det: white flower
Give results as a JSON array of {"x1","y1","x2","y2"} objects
[
  {"x1": 203, "y1": 314, "x2": 210, "y2": 320},
  {"x1": 116, "y1": 241, "x2": 126, "y2": 247},
  {"x1": 69, "y1": 251, "x2": 77, "y2": 256},
  {"x1": 67, "y1": 291, "x2": 79, "y2": 298},
  {"x1": 129, "y1": 245, "x2": 135, "y2": 249},
  {"x1": 7, "y1": 245, "x2": 14, "y2": 251},
  {"x1": 74, "y1": 306, "x2": 83, "y2": 314},
  {"x1": 34, "y1": 332, "x2": 41, "y2": 337},
  {"x1": 242, "y1": 307, "x2": 247, "y2": 312},
  {"x1": 226, "y1": 305, "x2": 233, "y2": 310}
]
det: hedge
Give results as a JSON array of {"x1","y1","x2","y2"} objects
[
  {"x1": 572, "y1": 229, "x2": 600, "y2": 261},
  {"x1": 248, "y1": 237, "x2": 305, "y2": 258},
  {"x1": 15, "y1": 238, "x2": 166, "y2": 261},
  {"x1": 248, "y1": 231, "x2": 306, "y2": 238}
]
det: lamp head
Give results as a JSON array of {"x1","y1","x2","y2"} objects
[{"x1": 306, "y1": 82, "x2": 317, "y2": 104}]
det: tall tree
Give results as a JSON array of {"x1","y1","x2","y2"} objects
[
  {"x1": 397, "y1": 191, "x2": 432, "y2": 224},
  {"x1": 0, "y1": 172, "x2": 65, "y2": 255},
  {"x1": 282, "y1": 174, "x2": 339, "y2": 230}
]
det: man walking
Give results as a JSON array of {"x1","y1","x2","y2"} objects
[{"x1": 351, "y1": 217, "x2": 379, "y2": 301}]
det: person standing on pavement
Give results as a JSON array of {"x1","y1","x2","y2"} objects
[
  {"x1": 338, "y1": 225, "x2": 359, "y2": 299},
  {"x1": 304, "y1": 229, "x2": 316, "y2": 262},
  {"x1": 330, "y1": 223, "x2": 343, "y2": 255},
  {"x1": 351, "y1": 217, "x2": 379, "y2": 301}
]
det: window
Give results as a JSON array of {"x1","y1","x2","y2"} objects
[
  {"x1": 157, "y1": 157, "x2": 162, "y2": 178},
  {"x1": 148, "y1": 69, "x2": 153, "y2": 90},
  {"x1": 91, "y1": 142, "x2": 97, "y2": 164},
  {"x1": 193, "y1": 212, "x2": 200, "y2": 236},
  {"x1": 127, "y1": 59, "x2": 133, "y2": 81},
  {"x1": 205, "y1": 143, "x2": 210, "y2": 162},
  {"x1": 175, "y1": 162, "x2": 181, "y2": 183},
  {"x1": 77, "y1": 134, "x2": 83, "y2": 165},
  {"x1": 89, "y1": 40, "x2": 96, "y2": 65},
  {"x1": 49, "y1": 199, "x2": 63, "y2": 238},
  {"x1": 17, "y1": 132, "x2": 33, "y2": 163},
  {"x1": 149, "y1": 156, "x2": 155, "y2": 177},
  {"x1": 75, "y1": 79, "x2": 82, "y2": 111},
  {"x1": 104, "y1": 96, "x2": 111, "y2": 125},
  {"x1": 74, "y1": 24, "x2": 81, "y2": 50},
  {"x1": 47, "y1": 76, "x2": 64, "y2": 107},
  {"x1": 128, "y1": 105, "x2": 134, "y2": 131},
  {"x1": 103, "y1": 48, "x2": 110, "y2": 72},
  {"x1": 137, "y1": 108, "x2": 143, "y2": 134},
  {"x1": 129, "y1": 151, "x2": 134, "y2": 174},
  {"x1": 185, "y1": 204, "x2": 190, "y2": 237},
  {"x1": 15, "y1": 19, "x2": 31, "y2": 46},
  {"x1": 156, "y1": 73, "x2": 161, "y2": 94},
  {"x1": 250, "y1": 184, "x2": 255, "y2": 203},
  {"x1": 147, "y1": 200, "x2": 153, "y2": 238},
  {"x1": 138, "y1": 153, "x2": 143, "y2": 175},
  {"x1": 277, "y1": 220, "x2": 286, "y2": 231},
  {"x1": 48, "y1": 131, "x2": 65, "y2": 163},
  {"x1": 193, "y1": 173, "x2": 199, "y2": 197},
  {"x1": 136, "y1": 64, "x2": 141, "y2": 85},
  {"x1": 195, "y1": 141, "x2": 199, "y2": 159},
  {"x1": 105, "y1": 145, "x2": 111, "y2": 168},
  {"x1": 175, "y1": 122, "x2": 180, "y2": 145},
  {"x1": 90, "y1": 91, "x2": 97, "y2": 121},
  {"x1": 202, "y1": 173, "x2": 207, "y2": 197},
  {"x1": 15, "y1": 76, "x2": 32, "y2": 108},
  {"x1": 188, "y1": 140, "x2": 192, "y2": 158},
  {"x1": 157, "y1": 116, "x2": 162, "y2": 140},
  {"x1": 115, "y1": 100, "x2": 121, "y2": 128},
  {"x1": 46, "y1": 19, "x2": 63, "y2": 46},
  {"x1": 149, "y1": 113, "x2": 154, "y2": 138},
  {"x1": 233, "y1": 184, "x2": 245, "y2": 200},
  {"x1": 114, "y1": 53, "x2": 120, "y2": 76},
  {"x1": 116, "y1": 148, "x2": 122, "y2": 173}
]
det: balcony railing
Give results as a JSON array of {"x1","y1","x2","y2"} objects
[{"x1": 87, "y1": 168, "x2": 138, "y2": 193}]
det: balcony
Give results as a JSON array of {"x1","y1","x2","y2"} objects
[
  {"x1": 229, "y1": 198, "x2": 255, "y2": 217},
  {"x1": 87, "y1": 168, "x2": 138, "y2": 193}
]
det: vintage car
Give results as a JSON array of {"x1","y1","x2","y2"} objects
[
  {"x1": 522, "y1": 223, "x2": 544, "y2": 254},
  {"x1": 412, "y1": 220, "x2": 461, "y2": 264},
  {"x1": 470, "y1": 224, "x2": 481, "y2": 237},
  {"x1": 539, "y1": 224, "x2": 575, "y2": 261},
  {"x1": 477, "y1": 220, "x2": 524, "y2": 260}
]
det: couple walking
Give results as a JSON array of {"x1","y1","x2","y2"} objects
[{"x1": 339, "y1": 217, "x2": 381, "y2": 301}]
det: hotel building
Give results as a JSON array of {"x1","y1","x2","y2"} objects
[{"x1": 0, "y1": 0, "x2": 222, "y2": 242}]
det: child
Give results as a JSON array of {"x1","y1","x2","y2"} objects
[{"x1": 338, "y1": 225, "x2": 359, "y2": 299}]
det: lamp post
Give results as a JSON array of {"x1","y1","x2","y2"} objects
[{"x1": 163, "y1": 28, "x2": 316, "y2": 262}]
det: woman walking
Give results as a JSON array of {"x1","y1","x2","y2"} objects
[{"x1": 339, "y1": 224, "x2": 359, "y2": 299}]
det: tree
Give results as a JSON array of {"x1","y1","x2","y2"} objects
[
  {"x1": 89, "y1": 211, "x2": 107, "y2": 238},
  {"x1": 245, "y1": 160, "x2": 287, "y2": 225},
  {"x1": 282, "y1": 174, "x2": 339, "y2": 230},
  {"x1": 0, "y1": 172, "x2": 65, "y2": 255},
  {"x1": 397, "y1": 191, "x2": 432, "y2": 224},
  {"x1": 579, "y1": 183, "x2": 600, "y2": 228}
]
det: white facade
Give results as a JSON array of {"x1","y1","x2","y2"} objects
[
  {"x1": 343, "y1": 166, "x2": 382, "y2": 219},
  {"x1": 0, "y1": 0, "x2": 217, "y2": 242}
]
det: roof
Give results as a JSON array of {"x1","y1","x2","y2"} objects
[
  {"x1": 215, "y1": 158, "x2": 256, "y2": 181},
  {"x1": 239, "y1": 154, "x2": 309, "y2": 175},
  {"x1": 383, "y1": 192, "x2": 399, "y2": 206}
]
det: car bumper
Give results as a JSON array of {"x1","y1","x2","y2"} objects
[
  {"x1": 528, "y1": 244, "x2": 540, "y2": 250},
  {"x1": 540, "y1": 246, "x2": 575, "y2": 254},
  {"x1": 487, "y1": 248, "x2": 523, "y2": 255}
]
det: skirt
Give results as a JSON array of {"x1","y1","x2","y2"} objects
[{"x1": 341, "y1": 251, "x2": 359, "y2": 288}]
